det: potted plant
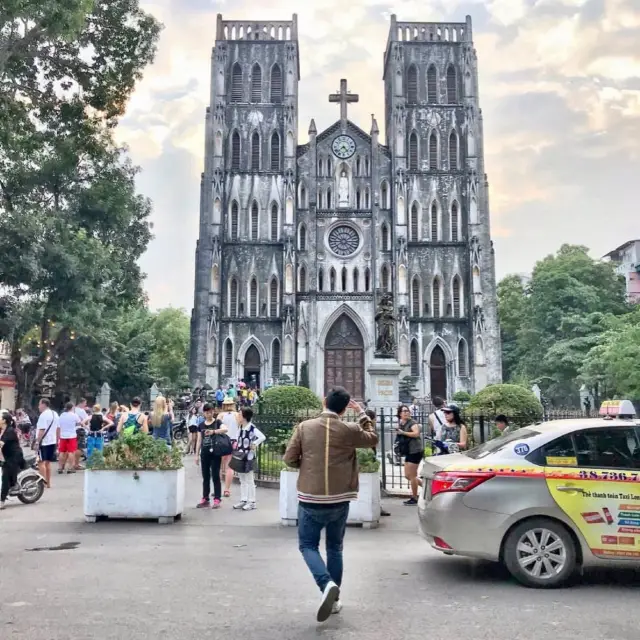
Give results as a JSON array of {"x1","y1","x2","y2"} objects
[
  {"x1": 84, "y1": 433, "x2": 185, "y2": 524},
  {"x1": 279, "y1": 449, "x2": 382, "y2": 529}
]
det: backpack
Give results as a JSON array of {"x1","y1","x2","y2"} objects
[{"x1": 122, "y1": 412, "x2": 142, "y2": 436}]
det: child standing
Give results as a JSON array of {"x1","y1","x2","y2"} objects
[{"x1": 233, "y1": 407, "x2": 266, "y2": 511}]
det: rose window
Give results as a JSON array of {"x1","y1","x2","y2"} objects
[{"x1": 328, "y1": 226, "x2": 359, "y2": 257}]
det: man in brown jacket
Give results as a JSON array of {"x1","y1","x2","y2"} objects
[{"x1": 283, "y1": 386, "x2": 378, "y2": 622}]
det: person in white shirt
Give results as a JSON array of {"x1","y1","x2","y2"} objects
[
  {"x1": 232, "y1": 407, "x2": 266, "y2": 511},
  {"x1": 428, "y1": 396, "x2": 446, "y2": 441},
  {"x1": 58, "y1": 402, "x2": 82, "y2": 474},
  {"x1": 219, "y1": 398, "x2": 240, "y2": 498},
  {"x1": 37, "y1": 398, "x2": 59, "y2": 488},
  {"x1": 73, "y1": 397, "x2": 90, "y2": 468}
]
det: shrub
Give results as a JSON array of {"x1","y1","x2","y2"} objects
[
  {"x1": 88, "y1": 433, "x2": 183, "y2": 471},
  {"x1": 258, "y1": 385, "x2": 322, "y2": 415},
  {"x1": 258, "y1": 458, "x2": 286, "y2": 477},
  {"x1": 357, "y1": 448, "x2": 380, "y2": 473},
  {"x1": 452, "y1": 390, "x2": 472, "y2": 403},
  {"x1": 466, "y1": 383, "x2": 543, "y2": 426}
]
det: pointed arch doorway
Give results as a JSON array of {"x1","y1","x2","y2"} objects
[
  {"x1": 244, "y1": 344, "x2": 261, "y2": 388},
  {"x1": 429, "y1": 345, "x2": 447, "y2": 401},
  {"x1": 324, "y1": 314, "x2": 364, "y2": 400}
]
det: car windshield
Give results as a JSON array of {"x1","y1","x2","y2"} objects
[{"x1": 465, "y1": 427, "x2": 542, "y2": 459}]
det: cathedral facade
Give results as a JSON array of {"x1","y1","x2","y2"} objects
[{"x1": 190, "y1": 13, "x2": 502, "y2": 401}]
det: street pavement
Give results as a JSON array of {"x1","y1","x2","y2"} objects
[{"x1": 1, "y1": 462, "x2": 639, "y2": 640}]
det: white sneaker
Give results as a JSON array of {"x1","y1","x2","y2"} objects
[
  {"x1": 331, "y1": 600, "x2": 342, "y2": 615},
  {"x1": 317, "y1": 581, "x2": 339, "y2": 622},
  {"x1": 242, "y1": 502, "x2": 256, "y2": 511},
  {"x1": 233, "y1": 501, "x2": 247, "y2": 510}
]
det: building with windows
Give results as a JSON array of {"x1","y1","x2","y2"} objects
[
  {"x1": 604, "y1": 240, "x2": 640, "y2": 304},
  {"x1": 190, "y1": 13, "x2": 502, "y2": 400}
]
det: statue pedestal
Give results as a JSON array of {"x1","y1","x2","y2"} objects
[{"x1": 367, "y1": 358, "x2": 402, "y2": 410}]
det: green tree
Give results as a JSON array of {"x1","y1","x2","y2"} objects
[
  {"x1": 0, "y1": 1, "x2": 161, "y2": 406},
  {"x1": 497, "y1": 245, "x2": 628, "y2": 406},
  {"x1": 148, "y1": 308, "x2": 190, "y2": 394},
  {"x1": 467, "y1": 383, "x2": 543, "y2": 425}
]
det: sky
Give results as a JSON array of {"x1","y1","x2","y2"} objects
[{"x1": 118, "y1": 0, "x2": 640, "y2": 310}]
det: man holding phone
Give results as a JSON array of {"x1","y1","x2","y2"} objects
[{"x1": 284, "y1": 387, "x2": 378, "y2": 623}]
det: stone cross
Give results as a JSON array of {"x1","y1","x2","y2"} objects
[{"x1": 329, "y1": 79, "x2": 359, "y2": 121}]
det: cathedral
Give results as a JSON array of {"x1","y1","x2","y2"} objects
[{"x1": 190, "y1": 13, "x2": 502, "y2": 402}]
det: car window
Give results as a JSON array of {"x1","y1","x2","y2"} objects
[
  {"x1": 573, "y1": 428, "x2": 640, "y2": 470},
  {"x1": 526, "y1": 434, "x2": 575, "y2": 466},
  {"x1": 465, "y1": 428, "x2": 541, "y2": 460}
]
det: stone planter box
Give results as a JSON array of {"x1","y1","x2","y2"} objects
[
  {"x1": 84, "y1": 467, "x2": 185, "y2": 524},
  {"x1": 279, "y1": 469, "x2": 381, "y2": 529}
]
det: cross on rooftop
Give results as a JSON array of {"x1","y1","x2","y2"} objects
[{"x1": 329, "y1": 79, "x2": 359, "y2": 122}]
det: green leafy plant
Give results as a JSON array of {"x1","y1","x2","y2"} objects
[
  {"x1": 88, "y1": 433, "x2": 183, "y2": 471},
  {"x1": 357, "y1": 449, "x2": 380, "y2": 473},
  {"x1": 452, "y1": 390, "x2": 472, "y2": 403},
  {"x1": 258, "y1": 458, "x2": 287, "y2": 477},
  {"x1": 467, "y1": 383, "x2": 543, "y2": 426},
  {"x1": 258, "y1": 385, "x2": 322, "y2": 415}
]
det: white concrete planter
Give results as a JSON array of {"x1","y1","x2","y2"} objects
[
  {"x1": 279, "y1": 469, "x2": 381, "y2": 529},
  {"x1": 84, "y1": 467, "x2": 185, "y2": 524}
]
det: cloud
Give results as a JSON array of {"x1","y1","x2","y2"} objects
[{"x1": 117, "y1": 0, "x2": 640, "y2": 310}]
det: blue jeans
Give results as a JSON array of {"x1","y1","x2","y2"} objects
[
  {"x1": 87, "y1": 434, "x2": 104, "y2": 459},
  {"x1": 298, "y1": 502, "x2": 350, "y2": 592},
  {"x1": 152, "y1": 424, "x2": 171, "y2": 445}
]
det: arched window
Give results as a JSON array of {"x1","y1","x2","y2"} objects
[
  {"x1": 452, "y1": 276, "x2": 462, "y2": 318},
  {"x1": 381, "y1": 223, "x2": 389, "y2": 251},
  {"x1": 411, "y1": 277, "x2": 420, "y2": 316},
  {"x1": 410, "y1": 204, "x2": 419, "y2": 241},
  {"x1": 269, "y1": 278, "x2": 278, "y2": 317},
  {"x1": 429, "y1": 132, "x2": 438, "y2": 170},
  {"x1": 364, "y1": 156, "x2": 369, "y2": 176},
  {"x1": 327, "y1": 188, "x2": 332, "y2": 209},
  {"x1": 299, "y1": 266, "x2": 307, "y2": 293},
  {"x1": 318, "y1": 158, "x2": 324, "y2": 177},
  {"x1": 229, "y1": 278, "x2": 238, "y2": 317},
  {"x1": 299, "y1": 184, "x2": 306, "y2": 208},
  {"x1": 224, "y1": 339, "x2": 233, "y2": 377},
  {"x1": 356, "y1": 188, "x2": 361, "y2": 209},
  {"x1": 476, "y1": 336, "x2": 486, "y2": 366},
  {"x1": 447, "y1": 65, "x2": 457, "y2": 103},
  {"x1": 356, "y1": 156, "x2": 361, "y2": 177},
  {"x1": 432, "y1": 278, "x2": 441, "y2": 317},
  {"x1": 249, "y1": 277, "x2": 258, "y2": 317},
  {"x1": 230, "y1": 201, "x2": 239, "y2": 240},
  {"x1": 318, "y1": 268, "x2": 324, "y2": 292},
  {"x1": 251, "y1": 202, "x2": 259, "y2": 240},
  {"x1": 431, "y1": 203, "x2": 438, "y2": 241},
  {"x1": 271, "y1": 339, "x2": 281, "y2": 378},
  {"x1": 251, "y1": 63, "x2": 262, "y2": 103},
  {"x1": 381, "y1": 264, "x2": 389, "y2": 291},
  {"x1": 458, "y1": 339, "x2": 468, "y2": 376},
  {"x1": 451, "y1": 202, "x2": 459, "y2": 242},
  {"x1": 327, "y1": 156, "x2": 333, "y2": 176},
  {"x1": 409, "y1": 132, "x2": 418, "y2": 170},
  {"x1": 341, "y1": 267, "x2": 348, "y2": 292},
  {"x1": 364, "y1": 267, "x2": 371, "y2": 292},
  {"x1": 270, "y1": 204, "x2": 278, "y2": 241},
  {"x1": 427, "y1": 65, "x2": 437, "y2": 103},
  {"x1": 353, "y1": 268, "x2": 359, "y2": 292},
  {"x1": 407, "y1": 64, "x2": 418, "y2": 103},
  {"x1": 410, "y1": 340, "x2": 420, "y2": 377},
  {"x1": 251, "y1": 132, "x2": 260, "y2": 170},
  {"x1": 270, "y1": 64, "x2": 282, "y2": 103},
  {"x1": 230, "y1": 63, "x2": 243, "y2": 102},
  {"x1": 365, "y1": 188, "x2": 370, "y2": 209},
  {"x1": 299, "y1": 224, "x2": 307, "y2": 251},
  {"x1": 330, "y1": 268, "x2": 336, "y2": 292},
  {"x1": 449, "y1": 131, "x2": 458, "y2": 170},
  {"x1": 270, "y1": 132, "x2": 280, "y2": 170},
  {"x1": 231, "y1": 131, "x2": 241, "y2": 170},
  {"x1": 381, "y1": 181, "x2": 389, "y2": 208}
]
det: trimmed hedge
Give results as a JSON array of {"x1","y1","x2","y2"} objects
[
  {"x1": 258, "y1": 385, "x2": 322, "y2": 415},
  {"x1": 466, "y1": 383, "x2": 543, "y2": 426}
]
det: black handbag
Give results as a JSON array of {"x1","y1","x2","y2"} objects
[
  {"x1": 229, "y1": 449, "x2": 253, "y2": 473},
  {"x1": 210, "y1": 433, "x2": 233, "y2": 457}
]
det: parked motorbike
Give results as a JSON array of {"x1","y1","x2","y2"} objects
[
  {"x1": 171, "y1": 418, "x2": 188, "y2": 452},
  {"x1": 1, "y1": 449, "x2": 46, "y2": 504}
]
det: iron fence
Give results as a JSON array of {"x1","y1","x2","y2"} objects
[{"x1": 249, "y1": 407, "x2": 589, "y2": 492}]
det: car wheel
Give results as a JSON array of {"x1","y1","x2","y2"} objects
[{"x1": 503, "y1": 517, "x2": 576, "y2": 588}]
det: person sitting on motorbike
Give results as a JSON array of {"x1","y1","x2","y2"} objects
[
  {"x1": 440, "y1": 404, "x2": 468, "y2": 452},
  {"x1": 0, "y1": 411, "x2": 24, "y2": 510}
]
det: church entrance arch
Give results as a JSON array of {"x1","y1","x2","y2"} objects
[
  {"x1": 324, "y1": 314, "x2": 364, "y2": 400},
  {"x1": 244, "y1": 344, "x2": 261, "y2": 389},
  {"x1": 429, "y1": 345, "x2": 447, "y2": 401}
]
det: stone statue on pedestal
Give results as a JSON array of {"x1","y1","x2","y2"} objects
[
  {"x1": 338, "y1": 171, "x2": 349, "y2": 207},
  {"x1": 375, "y1": 293, "x2": 396, "y2": 356}
]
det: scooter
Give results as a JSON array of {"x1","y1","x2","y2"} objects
[
  {"x1": 171, "y1": 418, "x2": 189, "y2": 452},
  {"x1": 2, "y1": 449, "x2": 46, "y2": 504}
]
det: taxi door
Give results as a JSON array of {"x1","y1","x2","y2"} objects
[{"x1": 544, "y1": 426, "x2": 640, "y2": 561}]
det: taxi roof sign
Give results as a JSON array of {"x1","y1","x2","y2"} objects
[{"x1": 599, "y1": 399, "x2": 636, "y2": 417}]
